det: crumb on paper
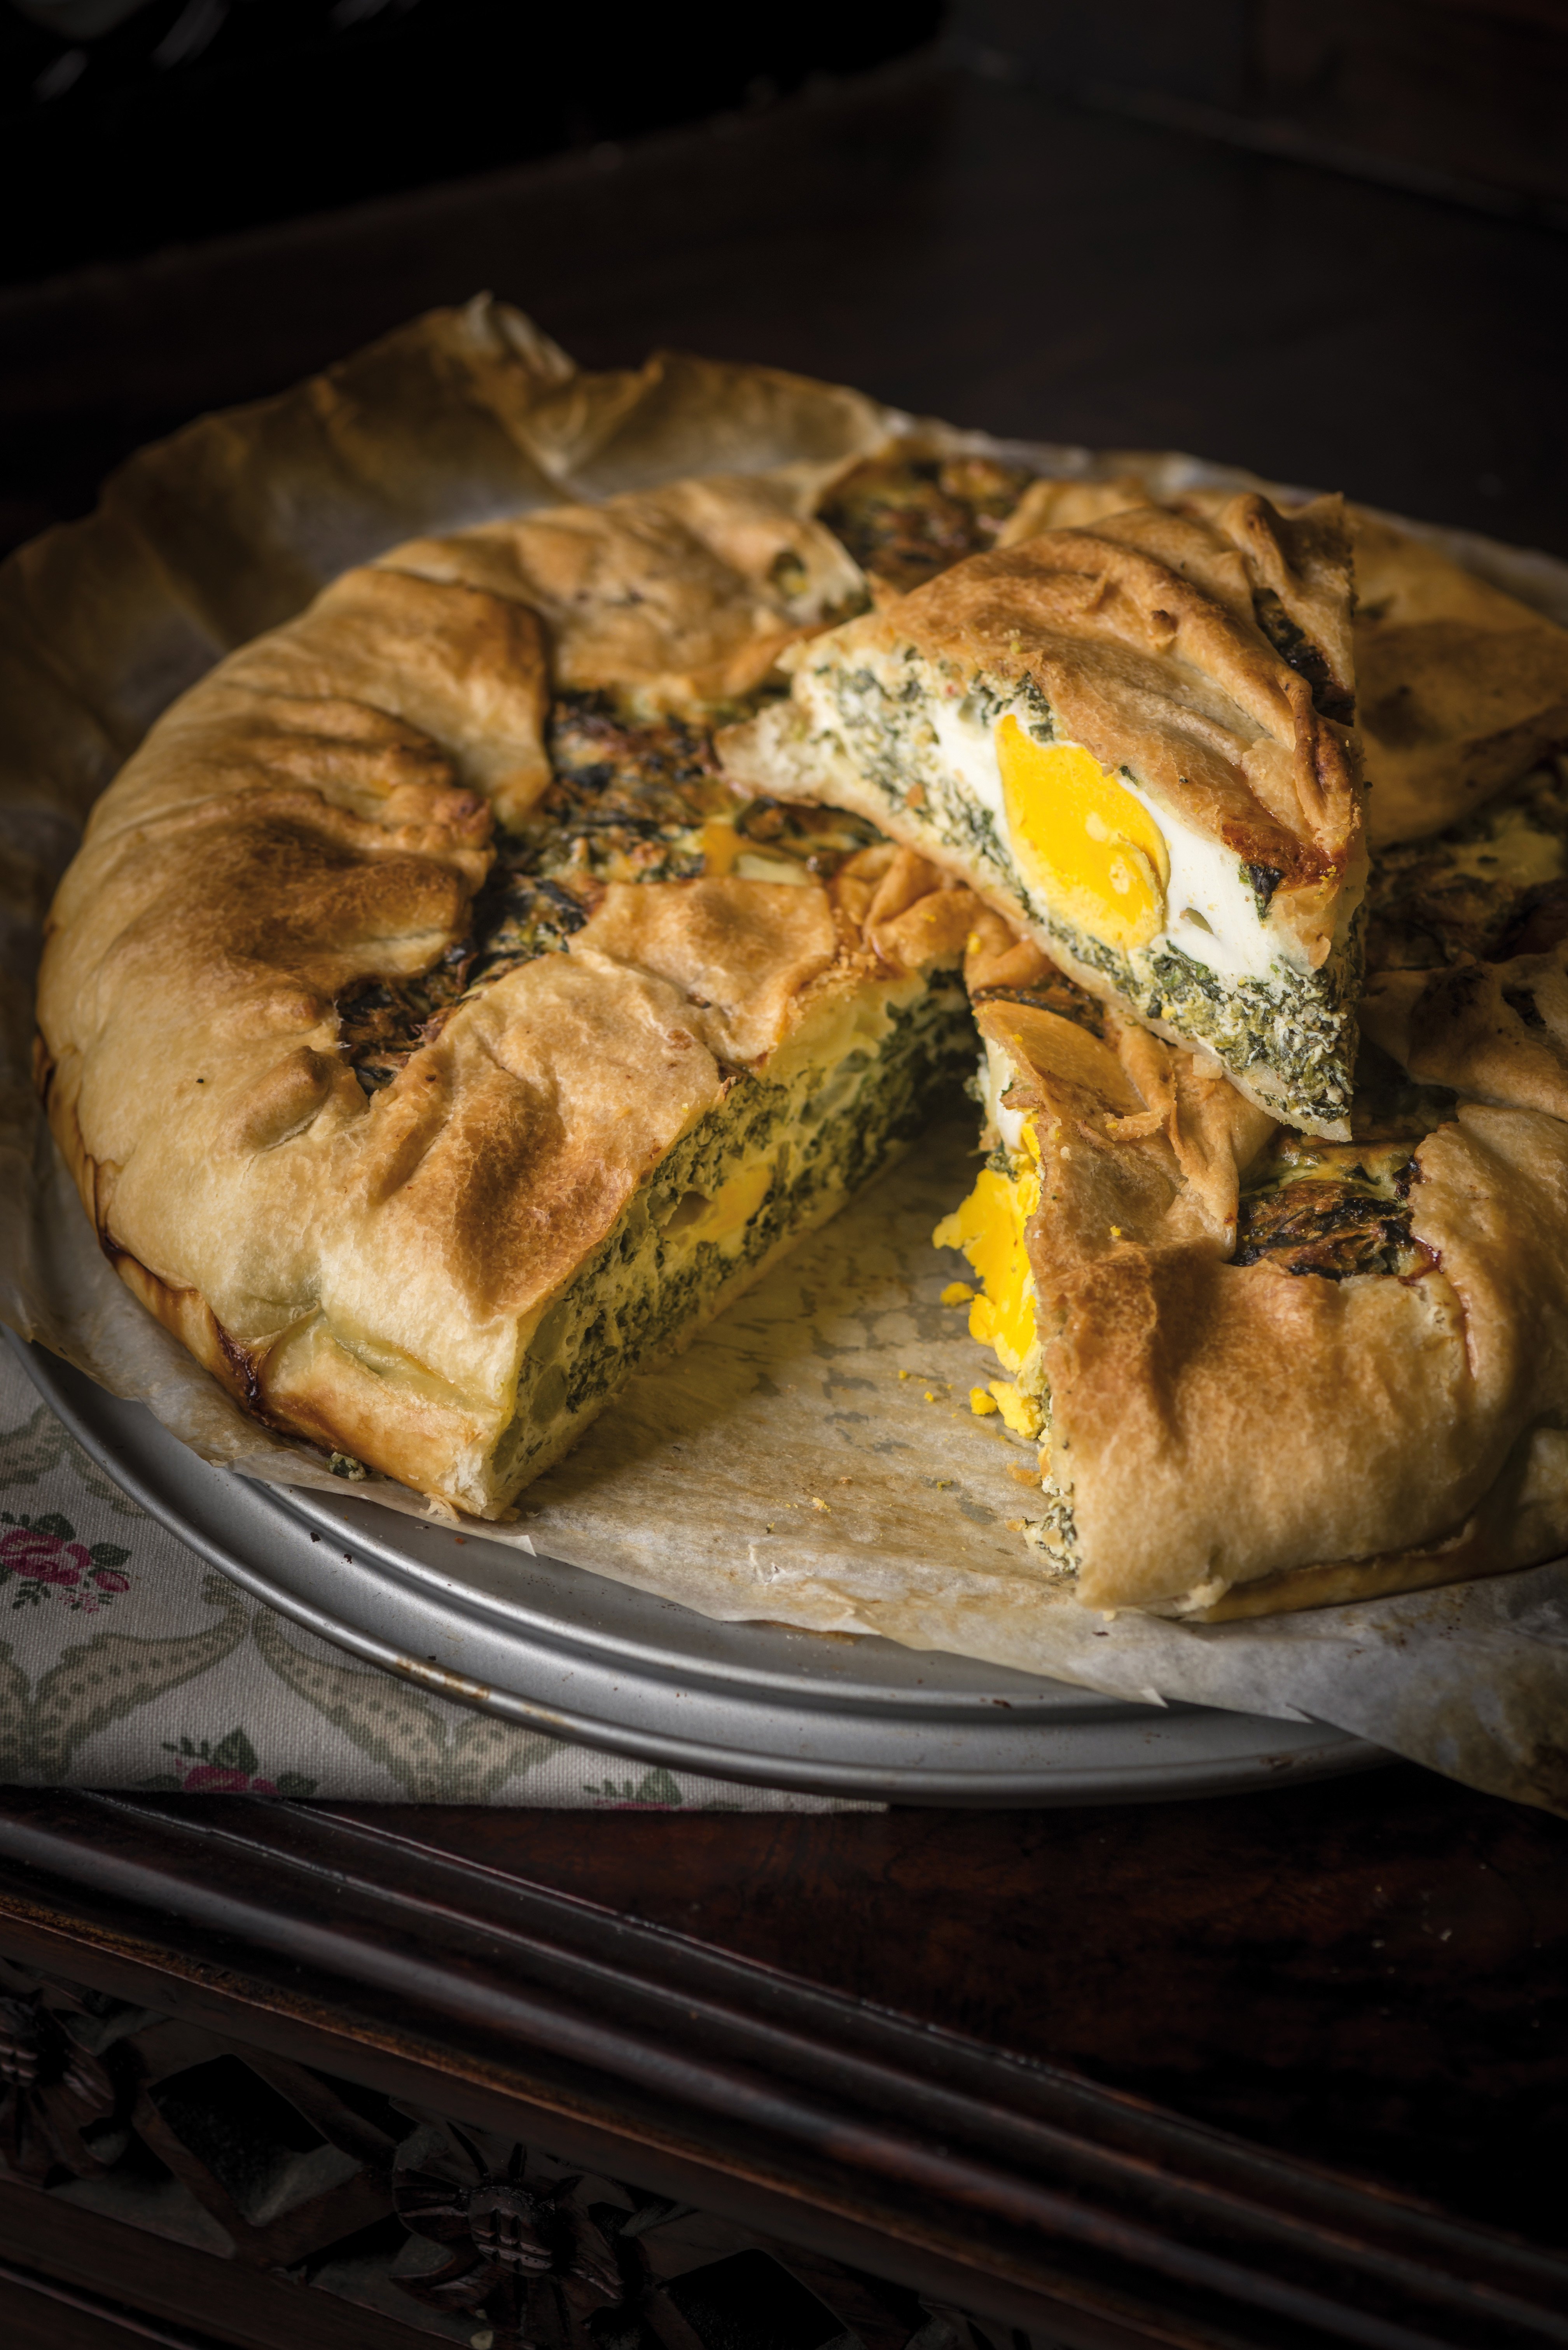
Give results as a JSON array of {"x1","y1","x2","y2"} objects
[
  {"x1": 970, "y1": 1388, "x2": 1000, "y2": 1416},
  {"x1": 942, "y1": 1281, "x2": 975, "y2": 1306},
  {"x1": 811, "y1": 1496, "x2": 830, "y2": 1512}
]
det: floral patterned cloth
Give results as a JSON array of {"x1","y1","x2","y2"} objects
[{"x1": 0, "y1": 1348, "x2": 863, "y2": 1808}]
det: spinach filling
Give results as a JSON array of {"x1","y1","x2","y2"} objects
[
  {"x1": 817, "y1": 452, "x2": 1037, "y2": 593},
  {"x1": 336, "y1": 692, "x2": 883, "y2": 1090},
  {"x1": 1366, "y1": 760, "x2": 1568, "y2": 972},
  {"x1": 497, "y1": 979, "x2": 974, "y2": 1484},
  {"x1": 1142, "y1": 935, "x2": 1362, "y2": 1132},
  {"x1": 1252, "y1": 588, "x2": 1354, "y2": 724},
  {"x1": 1234, "y1": 1041, "x2": 1453, "y2": 1282},
  {"x1": 1234, "y1": 1153, "x2": 1423, "y2": 1282},
  {"x1": 523, "y1": 698, "x2": 736, "y2": 886}
]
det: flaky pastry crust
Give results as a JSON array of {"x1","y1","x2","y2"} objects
[
  {"x1": 35, "y1": 481, "x2": 978, "y2": 1515},
  {"x1": 1161, "y1": 488, "x2": 1568, "y2": 851},
  {"x1": 973, "y1": 967, "x2": 1568, "y2": 1618},
  {"x1": 1350, "y1": 511, "x2": 1568, "y2": 849}
]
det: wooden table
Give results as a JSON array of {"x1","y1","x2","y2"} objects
[
  {"x1": 0, "y1": 1774, "x2": 1563, "y2": 2350},
  {"x1": 0, "y1": 49, "x2": 1565, "y2": 2348}
]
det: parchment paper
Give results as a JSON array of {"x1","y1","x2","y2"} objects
[{"x1": 4, "y1": 297, "x2": 1566, "y2": 1814}]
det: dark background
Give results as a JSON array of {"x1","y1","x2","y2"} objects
[
  {"x1": 0, "y1": 0, "x2": 946, "y2": 287},
  {"x1": 3, "y1": 0, "x2": 1568, "y2": 563}
]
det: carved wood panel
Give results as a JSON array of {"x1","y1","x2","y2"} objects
[{"x1": 0, "y1": 1956, "x2": 1072, "y2": 2350}]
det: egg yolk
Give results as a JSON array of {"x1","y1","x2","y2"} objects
[
  {"x1": 932, "y1": 1124, "x2": 1040, "y2": 1376},
  {"x1": 995, "y1": 715, "x2": 1169, "y2": 953},
  {"x1": 986, "y1": 1378, "x2": 1040, "y2": 1437},
  {"x1": 699, "y1": 815, "x2": 741, "y2": 875},
  {"x1": 671, "y1": 1161, "x2": 774, "y2": 1251}
]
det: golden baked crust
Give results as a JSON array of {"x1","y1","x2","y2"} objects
[
  {"x1": 1350, "y1": 510, "x2": 1568, "y2": 849},
  {"x1": 35, "y1": 477, "x2": 978, "y2": 1514},
  {"x1": 372, "y1": 471, "x2": 868, "y2": 723},
  {"x1": 722, "y1": 496, "x2": 1367, "y2": 1135},
  {"x1": 1146, "y1": 486, "x2": 1568, "y2": 852},
  {"x1": 945, "y1": 947, "x2": 1568, "y2": 1618}
]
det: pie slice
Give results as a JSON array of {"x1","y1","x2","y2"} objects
[
  {"x1": 722, "y1": 493, "x2": 1367, "y2": 1136},
  {"x1": 802, "y1": 439, "x2": 1568, "y2": 858},
  {"x1": 35, "y1": 474, "x2": 980, "y2": 1515},
  {"x1": 933, "y1": 860, "x2": 1568, "y2": 1618}
]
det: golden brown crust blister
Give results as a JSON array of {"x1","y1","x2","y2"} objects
[{"x1": 35, "y1": 477, "x2": 977, "y2": 1515}]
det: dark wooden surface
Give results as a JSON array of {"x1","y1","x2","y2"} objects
[
  {"x1": 2, "y1": 45, "x2": 1567, "y2": 2349},
  {"x1": 3, "y1": 48, "x2": 1568, "y2": 563},
  {"x1": 378, "y1": 1767, "x2": 1568, "y2": 2245},
  {"x1": 0, "y1": 1784, "x2": 1562, "y2": 2350}
]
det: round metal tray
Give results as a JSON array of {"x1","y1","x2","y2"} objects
[{"x1": 17, "y1": 1340, "x2": 1386, "y2": 1805}]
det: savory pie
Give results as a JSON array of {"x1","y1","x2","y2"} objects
[
  {"x1": 28, "y1": 329, "x2": 1568, "y2": 1623},
  {"x1": 35, "y1": 472, "x2": 980, "y2": 1515}
]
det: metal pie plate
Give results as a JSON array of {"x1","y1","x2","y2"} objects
[{"x1": 17, "y1": 1341, "x2": 1386, "y2": 1805}]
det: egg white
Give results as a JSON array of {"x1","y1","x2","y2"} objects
[{"x1": 929, "y1": 692, "x2": 1289, "y2": 984}]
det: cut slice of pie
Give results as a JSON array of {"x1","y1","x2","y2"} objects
[
  {"x1": 802, "y1": 442, "x2": 1568, "y2": 861},
  {"x1": 35, "y1": 473, "x2": 981, "y2": 1516},
  {"x1": 722, "y1": 494, "x2": 1367, "y2": 1136},
  {"x1": 934, "y1": 898, "x2": 1568, "y2": 1620}
]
